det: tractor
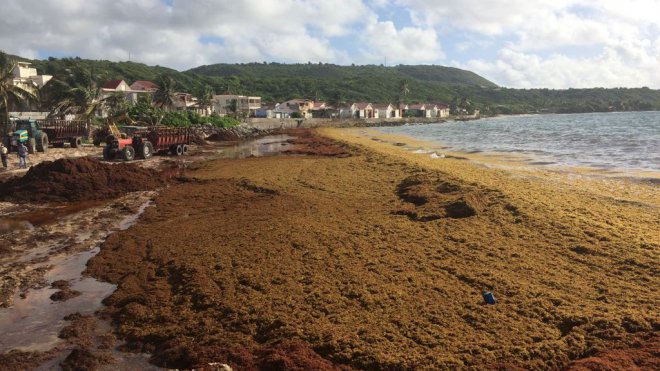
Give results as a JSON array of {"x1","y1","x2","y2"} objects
[{"x1": 102, "y1": 123, "x2": 154, "y2": 161}]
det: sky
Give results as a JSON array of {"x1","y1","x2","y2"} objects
[{"x1": 1, "y1": 0, "x2": 659, "y2": 89}]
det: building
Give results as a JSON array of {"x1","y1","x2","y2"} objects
[
  {"x1": 280, "y1": 99, "x2": 314, "y2": 118},
  {"x1": 213, "y1": 95, "x2": 262, "y2": 116},
  {"x1": 353, "y1": 103, "x2": 374, "y2": 118},
  {"x1": 11, "y1": 61, "x2": 52, "y2": 90},
  {"x1": 130, "y1": 80, "x2": 159, "y2": 92},
  {"x1": 436, "y1": 103, "x2": 449, "y2": 118},
  {"x1": 373, "y1": 103, "x2": 400, "y2": 119}
]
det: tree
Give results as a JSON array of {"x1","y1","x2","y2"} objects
[
  {"x1": 103, "y1": 91, "x2": 129, "y2": 117},
  {"x1": 195, "y1": 85, "x2": 215, "y2": 115},
  {"x1": 48, "y1": 73, "x2": 104, "y2": 121},
  {"x1": 154, "y1": 74, "x2": 177, "y2": 111},
  {"x1": 0, "y1": 52, "x2": 38, "y2": 133}
]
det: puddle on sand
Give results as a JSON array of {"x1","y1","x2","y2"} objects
[
  {"x1": 0, "y1": 200, "x2": 153, "y2": 353},
  {"x1": 216, "y1": 134, "x2": 294, "y2": 158}
]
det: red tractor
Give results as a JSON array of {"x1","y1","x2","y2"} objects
[{"x1": 102, "y1": 124, "x2": 153, "y2": 161}]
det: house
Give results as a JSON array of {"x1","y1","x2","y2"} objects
[
  {"x1": 311, "y1": 102, "x2": 335, "y2": 118},
  {"x1": 352, "y1": 103, "x2": 374, "y2": 119},
  {"x1": 273, "y1": 103, "x2": 296, "y2": 119},
  {"x1": 372, "y1": 103, "x2": 400, "y2": 119},
  {"x1": 280, "y1": 99, "x2": 314, "y2": 118},
  {"x1": 12, "y1": 61, "x2": 52, "y2": 89},
  {"x1": 212, "y1": 95, "x2": 262, "y2": 116},
  {"x1": 436, "y1": 103, "x2": 449, "y2": 118},
  {"x1": 130, "y1": 80, "x2": 159, "y2": 92},
  {"x1": 406, "y1": 104, "x2": 430, "y2": 117},
  {"x1": 255, "y1": 103, "x2": 276, "y2": 118}
]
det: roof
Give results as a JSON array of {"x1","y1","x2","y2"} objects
[
  {"x1": 101, "y1": 80, "x2": 125, "y2": 90},
  {"x1": 130, "y1": 80, "x2": 159, "y2": 91},
  {"x1": 354, "y1": 103, "x2": 372, "y2": 109},
  {"x1": 408, "y1": 104, "x2": 426, "y2": 110},
  {"x1": 372, "y1": 103, "x2": 393, "y2": 109}
]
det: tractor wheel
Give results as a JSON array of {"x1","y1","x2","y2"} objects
[
  {"x1": 71, "y1": 136, "x2": 83, "y2": 148},
  {"x1": 123, "y1": 145, "x2": 135, "y2": 161},
  {"x1": 93, "y1": 139, "x2": 101, "y2": 147},
  {"x1": 37, "y1": 134, "x2": 49, "y2": 153},
  {"x1": 140, "y1": 141, "x2": 154, "y2": 159},
  {"x1": 102, "y1": 147, "x2": 113, "y2": 160},
  {"x1": 175, "y1": 145, "x2": 184, "y2": 156},
  {"x1": 181, "y1": 144, "x2": 188, "y2": 155},
  {"x1": 27, "y1": 138, "x2": 36, "y2": 154}
]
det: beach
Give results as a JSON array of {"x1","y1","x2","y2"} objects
[{"x1": 1, "y1": 128, "x2": 658, "y2": 369}]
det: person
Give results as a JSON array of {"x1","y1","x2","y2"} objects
[
  {"x1": 0, "y1": 142, "x2": 7, "y2": 169},
  {"x1": 17, "y1": 142, "x2": 28, "y2": 169}
]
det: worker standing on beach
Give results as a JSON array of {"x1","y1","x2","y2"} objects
[
  {"x1": 0, "y1": 142, "x2": 8, "y2": 169},
  {"x1": 17, "y1": 142, "x2": 28, "y2": 169}
]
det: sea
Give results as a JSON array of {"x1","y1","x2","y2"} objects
[{"x1": 376, "y1": 111, "x2": 660, "y2": 172}]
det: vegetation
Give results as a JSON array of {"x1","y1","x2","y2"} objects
[
  {"x1": 0, "y1": 52, "x2": 38, "y2": 132},
  {"x1": 4, "y1": 51, "x2": 660, "y2": 118}
]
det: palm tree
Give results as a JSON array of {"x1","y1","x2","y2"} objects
[
  {"x1": 154, "y1": 74, "x2": 177, "y2": 111},
  {"x1": 103, "y1": 91, "x2": 128, "y2": 117},
  {"x1": 397, "y1": 79, "x2": 410, "y2": 117},
  {"x1": 0, "y1": 52, "x2": 38, "y2": 133},
  {"x1": 195, "y1": 85, "x2": 214, "y2": 115},
  {"x1": 48, "y1": 77, "x2": 104, "y2": 121}
]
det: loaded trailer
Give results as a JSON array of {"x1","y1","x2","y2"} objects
[
  {"x1": 103, "y1": 126, "x2": 191, "y2": 161},
  {"x1": 5, "y1": 119, "x2": 88, "y2": 153}
]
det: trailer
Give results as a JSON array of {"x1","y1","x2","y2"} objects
[
  {"x1": 146, "y1": 126, "x2": 191, "y2": 156},
  {"x1": 103, "y1": 126, "x2": 191, "y2": 161},
  {"x1": 38, "y1": 119, "x2": 88, "y2": 148}
]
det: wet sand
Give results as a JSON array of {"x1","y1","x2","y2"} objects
[{"x1": 74, "y1": 128, "x2": 660, "y2": 369}]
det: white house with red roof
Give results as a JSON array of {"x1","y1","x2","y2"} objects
[
  {"x1": 130, "y1": 80, "x2": 159, "y2": 92},
  {"x1": 373, "y1": 103, "x2": 399, "y2": 119}
]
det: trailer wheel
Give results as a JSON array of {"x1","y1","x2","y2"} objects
[
  {"x1": 37, "y1": 134, "x2": 49, "y2": 153},
  {"x1": 140, "y1": 141, "x2": 154, "y2": 159},
  {"x1": 71, "y1": 136, "x2": 83, "y2": 148},
  {"x1": 27, "y1": 138, "x2": 36, "y2": 154},
  {"x1": 175, "y1": 144, "x2": 183, "y2": 156},
  {"x1": 122, "y1": 145, "x2": 135, "y2": 161},
  {"x1": 181, "y1": 144, "x2": 188, "y2": 155}
]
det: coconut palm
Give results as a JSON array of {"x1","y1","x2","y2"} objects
[
  {"x1": 49, "y1": 77, "x2": 104, "y2": 121},
  {"x1": 0, "y1": 52, "x2": 38, "y2": 133},
  {"x1": 103, "y1": 91, "x2": 128, "y2": 117},
  {"x1": 154, "y1": 74, "x2": 177, "y2": 111},
  {"x1": 195, "y1": 85, "x2": 215, "y2": 115}
]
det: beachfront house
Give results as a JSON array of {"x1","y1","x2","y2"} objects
[
  {"x1": 256, "y1": 103, "x2": 276, "y2": 118},
  {"x1": 311, "y1": 102, "x2": 336, "y2": 118},
  {"x1": 353, "y1": 103, "x2": 374, "y2": 118},
  {"x1": 280, "y1": 99, "x2": 314, "y2": 118},
  {"x1": 437, "y1": 103, "x2": 449, "y2": 118},
  {"x1": 212, "y1": 94, "x2": 262, "y2": 116},
  {"x1": 406, "y1": 104, "x2": 430, "y2": 117},
  {"x1": 130, "y1": 80, "x2": 159, "y2": 92},
  {"x1": 373, "y1": 103, "x2": 399, "y2": 119},
  {"x1": 273, "y1": 103, "x2": 296, "y2": 118}
]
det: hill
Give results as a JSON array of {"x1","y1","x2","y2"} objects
[{"x1": 4, "y1": 51, "x2": 660, "y2": 114}]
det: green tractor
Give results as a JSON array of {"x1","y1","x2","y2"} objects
[{"x1": 9, "y1": 120, "x2": 49, "y2": 154}]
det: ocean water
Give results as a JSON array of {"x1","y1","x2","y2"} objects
[{"x1": 377, "y1": 111, "x2": 660, "y2": 171}]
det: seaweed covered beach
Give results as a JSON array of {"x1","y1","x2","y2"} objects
[{"x1": 1, "y1": 128, "x2": 657, "y2": 370}]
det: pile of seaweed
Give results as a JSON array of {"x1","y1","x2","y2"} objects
[{"x1": 0, "y1": 157, "x2": 166, "y2": 203}]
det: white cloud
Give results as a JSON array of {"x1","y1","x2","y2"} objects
[
  {"x1": 462, "y1": 45, "x2": 660, "y2": 88},
  {"x1": 0, "y1": 0, "x2": 368, "y2": 69},
  {"x1": 358, "y1": 19, "x2": 443, "y2": 64}
]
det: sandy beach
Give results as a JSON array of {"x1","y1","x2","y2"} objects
[{"x1": 0, "y1": 128, "x2": 658, "y2": 370}]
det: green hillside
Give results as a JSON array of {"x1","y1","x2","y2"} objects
[{"x1": 5, "y1": 51, "x2": 660, "y2": 114}]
